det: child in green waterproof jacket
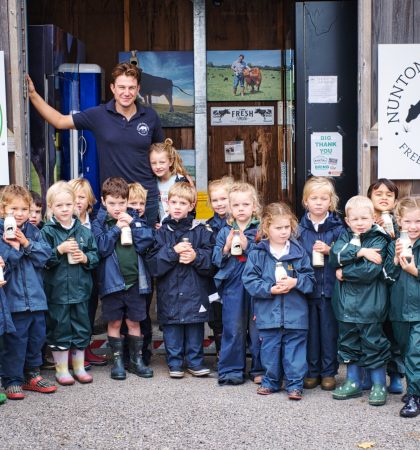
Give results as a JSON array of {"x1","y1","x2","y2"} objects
[
  {"x1": 329, "y1": 195, "x2": 391, "y2": 406},
  {"x1": 384, "y1": 197, "x2": 420, "y2": 418},
  {"x1": 41, "y1": 181, "x2": 99, "y2": 386}
]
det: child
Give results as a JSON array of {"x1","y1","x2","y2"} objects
[
  {"x1": 0, "y1": 256, "x2": 15, "y2": 405},
  {"x1": 128, "y1": 182, "x2": 153, "y2": 366},
  {"x1": 367, "y1": 178, "x2": 404, "y2": 394},
  {"x1": 213, "y1": 181, "x2": 263, "y2": 385},
  {"x1": 149, "y1": 138, "x2": 195, "y2": 224},
  {"x1": 0, "y1": 184, "x2": 56, "y2": 400},
  {"x1": 146, "y1": 182, "x2": 214, "y2": 378},
  {"x1": 68, "y1": 178, "x2": 107, "y2": 367},
  {"x1": 330, "y1": 195, "x2": 391, "y2": 406},
  {"x1": 92, "y1": 177, "x2": 154, "y2": 380},
  {"x1": 29, "y1": 190, "x2": 44, "y2": 229},
  {"x1": 298, "y1": 176, "x2": 345, "y2": 391},
  {"x1": 206, "y1": 177, "x2": 234, "y2": 364},
  {"x1": 384, "y1": 197, "x2": 420, "y2": 417},
  {"x1": 243, "y1": 203, "x2": 315, "y2": 399},
  {"x1": 41, "y1": 181, "x2": 99, "y2": 385}
]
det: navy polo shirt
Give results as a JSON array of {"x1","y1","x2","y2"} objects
[{"x1": 72, "y1": 99, "x2": 164, "y2": 197}]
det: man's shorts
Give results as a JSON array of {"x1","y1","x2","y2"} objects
[{"x1": 101, "y1": 282, "x2": 147, "y2": 322}]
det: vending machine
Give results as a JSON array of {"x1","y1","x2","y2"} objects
[{"x1": 58, "y1": 64, "x2": 104, "y2": 202}]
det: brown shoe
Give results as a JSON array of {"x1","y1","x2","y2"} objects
[
  {"x1": 321, "y1": 376, "x2": 336, "y2": 391},
  {"x1": 304, "y1": 377, "x2": 321, "y2": 389}
]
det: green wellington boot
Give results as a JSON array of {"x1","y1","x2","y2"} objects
[
  {"x1": 0, "y1": 392, "x2": 6, "y2": 404},
  {"x1": 332, "y1": 380, "x2": 362, "y2": 400},
  {"x1": 369, "y1": 384, "x2": 387, "y2": 406}
]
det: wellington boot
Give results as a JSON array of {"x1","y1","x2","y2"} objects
[
  {"x1": 127, "y1": 335, "x2": 154, "y2": 378},
  {"x1": 108, "y1": 336, "x2": 126, "y2": 380}
]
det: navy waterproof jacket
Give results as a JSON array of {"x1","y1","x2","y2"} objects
[
  {"x1": 146, "y1": 215, "x2": 215, "y2": 325},
  {"x1": 0, "y1": 289, "x2": 15, "y2": 335},
  {"x1": 243, "y1": 239, "x2": 315, "y2": 330},
  {"x1": 0, "y1": 220, "x2": 51, "y2": 313},
  {"x1": 212, "y1": 221, "x2": 259, "y2": 290},
  {"x1": 92, "y1": 206, "x2": 154, "y2": 298},
  {"x1": 298, "y1": 212, "x2": 345, "y2": 299}
]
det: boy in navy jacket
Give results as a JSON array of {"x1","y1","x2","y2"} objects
[
  {"x1": 0, "y1": 185, "x2": 56, "y2": 400},
  {"x1": 92, "y1": 177, "x2": 154, "y2": 381},
  {"x1": 146, "y1": 182, "x2": 214, "y2": 378}
]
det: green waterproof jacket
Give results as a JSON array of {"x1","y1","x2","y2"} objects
[
  {"x1": 329, "y1": 225, "x2": 390, "y2": 323},
  {"x1": 384, "y1": 238, "x2": 420, "y2": 322},
  {"x1": 41, "y1": 217, "x2": 99, "y2": 304}
]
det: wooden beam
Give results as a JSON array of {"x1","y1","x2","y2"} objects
[
  {"x1": 124, "y1": 0, "x2": 130, "y2": 52},
  {"x1": 358, "y1": 0, "x2": 372, "y2": 195}
]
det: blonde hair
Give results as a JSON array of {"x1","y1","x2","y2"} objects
[
  {"x1": 128, "y1": 182, "x2": 148, "y2": 203},
  {"x1": 68, "y1": 178, "x2": 96, "y2": 213},
  {"x1": 207, "y1": 176, "x2": 235, "y2": 208},
  {"x1": 168, "y1": 182, "x2": 196, "y2": 205},
  {"x1": 149, "y1": 138, "x2": 189, "y2": 178},
  {"x1": 302, "y1": 176, "x2": 339, "y2": 213},
  {"x1": 46, "y1": 181, "x2": 76, "y2": 220},
  {"x1": 228, "y1": 182, "x2": 261, "y2": 224},
  {"x1": 345, "y1": 195, "x2": 374, "y2": 217},
  {"x1": 395, "y1": 196, "x2": 420, "y2": 225},
  {"x1": 0, "y1": 184, "x2": 32, "y2": 217},
  {"x1": 260, "y1": 202, "x2": 298, "y2": 239}
]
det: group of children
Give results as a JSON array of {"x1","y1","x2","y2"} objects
[{"x1": 0, "y1": 139, "x2": 419, "y2": 420}]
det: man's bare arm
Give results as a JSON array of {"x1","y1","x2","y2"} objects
[{"x1": 27, "y1": 75, "x2": 75, "y2": 130}]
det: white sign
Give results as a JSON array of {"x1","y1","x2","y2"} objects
[
  {"x1": 224, "y1": 141, "x2": 245, "y2": 163},
  {"x1": 211, "y1": 106, "x2": 274, "y2": 126},
  {"x1": 0, "y1": 52, "x2": 9, "y2": 184},
  {"x1": 378, "y1": 44, "x2": 420, "y2": 179},
  {"x1": 310, "y1": 132, "x2": 343, "y2": 176},
  {"x1": 308, "y1": 76, "x2": 337, "y2": 104}
]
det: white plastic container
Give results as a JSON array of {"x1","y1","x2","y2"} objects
[
  {"x1": 399, "y1": 230, "x2": 413, "y2": 261},
  {"x1": 350, "y1": 233, "x2": 361, "y2": 246},
  {"x1": 231, "y1": 230, "x2": 242, "y2": 255},
  {"x1": 381, "y1": 212, "x2": 395, "y2": 236},
  {"x1": 121, "y1": 226, "x2": 133, "y2": 246},
  {"x1": 67, "y1": 237, "x2": 78, "y2": 264},
  {"x1": 4, "y1": 213, "x2": 16, "y2": 239},
  {"x1": 275, "y1": 261, "x2": 288, "y2": 282},
  {"x1": 312, "y1": 249, "x2": 325, "y2": 268}
]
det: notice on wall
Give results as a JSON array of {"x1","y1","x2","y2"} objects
[
  {"x1": 211, "y1": 106, "x2": 274, "y2": 126},
  {"x1": 310, "y1": 132, "x2": 342, "y2": 177},
  {"x1": 0, "y1": 52, "x2": 9, "y2": 184},
  {"x1": 224, "y1": 141, "x2": 245, "y2": 163},
  {"x1": 378, "y1": 44, "x2": 420, "y2": 179},
  {"x1": 308, "y1": 76, "x2": 337, "y2": 104}
]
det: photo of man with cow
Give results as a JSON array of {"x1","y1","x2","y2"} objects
[{"x1": 207, "y1": 50, "x2": 282, "y2": 102}]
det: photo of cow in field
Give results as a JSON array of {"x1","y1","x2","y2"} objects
[
  {"x1": 119, "y1": 50, "x2": 194, "y2": 127},
  {"x1": 207, "y1": 49, "x2": 281, "y2": 102}
]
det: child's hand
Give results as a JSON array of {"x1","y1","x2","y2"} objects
[
  {"x1": 57, "y1": 239, "x2": 78, "y2": 255},
  {"x1": 0, "y1": 280, "x2": 6, "y2": 288},
  {"x1": 336, "y1": 268, "x2": 344, "y2": 281},
  {"x1": 357, "y1": 247, "x2": 382, "y2": 264},
  {"x1": 239, "y1": 231, "x2": 248, "y2": 251},
  {"x1": 223, "y1": 229, "x2": 234, "y2": 254},
  {"x1": 14, "y1": 228, "x2": 30, "y2": 248},
  {"x1": 155, "y1": 223, "x2": 161, "y2": 230},
  {"x1": 375, "y1": 215, "x2": 385, "y2": 227},
  {"x1": 70, "y1": 249, "x2": 88, "y2": 264},
  {"x1": 399, "y1": 255, "x2": 418, "y2": 277},
  {"x1": 3, "y1": 234, "x2": 20, "y2": 250},
  {"x1": 271, "y1": 284, "x2": 283, "y2": 295},
  {"x1": 0, "y1": 256, "x2": 5, "y2": 268},
  {"x1": 116, "y1": 212, "x2": 133, "y2": 228},
  {"x1": 179, "y1": 247, "x2": 196, "y2": 264},
  {"x1": 275, "y1": 277, "x2": 297, "y2": 293},
  {"x1": 174, "y1": 241, "x2": 192, "y2": 254},
  {"x1": 313, "y1": 240, "x2": 330, "y2": 255}
]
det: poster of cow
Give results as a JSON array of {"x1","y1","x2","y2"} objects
[
  {"x1": 206, "y1": 50, "x2": 282, "y2": 102},
  {"x1": 119, "y1": 51, "x2": 194, "y2": 127}
]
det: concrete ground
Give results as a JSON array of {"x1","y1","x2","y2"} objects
[{"x1": 1, "y1": 355, "x2": 420, "y2": 450}]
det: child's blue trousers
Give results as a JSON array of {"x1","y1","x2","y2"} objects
[
  {"x1": 162, "y1": 323, "x2": 205, "y2": 370},
  {"x1": 260, "y1": 327, "x2": 308, "y2": 392},
  {"x1": 1, "y1": 311, "x2": 45, "y2": 387}
]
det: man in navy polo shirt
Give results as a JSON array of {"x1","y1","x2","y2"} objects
[{"x1": 27, "y1": 63, "x2": 164, "y2": 226}]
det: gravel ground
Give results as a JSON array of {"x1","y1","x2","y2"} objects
[{"x1": 0, "y1": 356, "x2": 419, "y2": 450}]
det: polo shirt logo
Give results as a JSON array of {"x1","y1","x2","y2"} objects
[{"x1": 137, "y1": 122, "x2": 149, "y2": 136}]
